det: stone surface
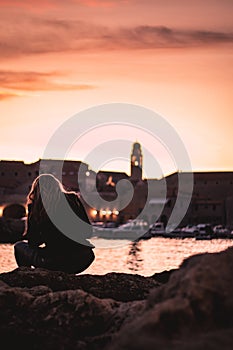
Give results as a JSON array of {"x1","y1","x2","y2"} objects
[
  {"x1": 151, "y1": 268, "x2": 177, "y2": 284},
  {"x1": 0, "y1": 269, "x2": 145, "y2": 349},
  {"x1": 0, "y1": 247, "x2": 233, "y2": 349},
  {"x1": 3, "y1": 204, "x2": 26, "y2": 219},
  {"x1": 0, "y1": 267, "x2": 160, "y2": 302},
  {"x1": 109, "y1": 247, "x2": 233, "y2": 350},
  {"x1": 0, "y1": 217, "x2": 25, "y2": 243}
]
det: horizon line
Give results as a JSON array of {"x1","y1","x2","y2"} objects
[{"x1": 0, "y1": 158, "x2": 233, "y2": 179}]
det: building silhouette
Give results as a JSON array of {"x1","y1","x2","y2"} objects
[{"x1": 0, "y1": 142, "x2": 233, "y2": 228}]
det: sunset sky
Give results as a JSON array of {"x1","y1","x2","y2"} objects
[{"x1": 0, "y1": 0, "x2": 232, "y2": 177}]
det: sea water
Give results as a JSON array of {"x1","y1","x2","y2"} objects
[{"x1": 1, "y1": 237, "x2": 233, "y2": 276}]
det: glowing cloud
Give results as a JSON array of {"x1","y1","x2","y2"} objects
[{"x1": 0, "y1": 70, "x2": 95, "y2": 99}]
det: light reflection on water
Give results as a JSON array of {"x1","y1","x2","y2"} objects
[{"x1": 0, "y1": 238, "x2": 233, "y2": 276}]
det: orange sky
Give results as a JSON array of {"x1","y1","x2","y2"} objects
[{"x1": 0, "y1": 0, "x2": 232, "y2": 177}]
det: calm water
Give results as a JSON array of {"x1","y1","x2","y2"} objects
[{"x1": 1, "y1": 237, "x2": 233, "y2": 276}]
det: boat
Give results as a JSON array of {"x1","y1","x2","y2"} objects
[
  {"x1": 180, "y1": 225, "x2": 198, "y2": 238},
  {"x1": 195, "y1": 233, "x2": 212, "y2": 240},
  {"x1": 213, "y1": 225, "x2": 230, "y2": 238},
  {"x1": 92, "y1": 219, "x2": 149, "y2": 240},
  {"x1": 195, "y1": 223, "x2": 213, "y2": 240},
  {"x1": 149, "y1": 222, "x2": 165, "y2": 237}
]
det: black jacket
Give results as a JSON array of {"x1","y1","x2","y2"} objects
[{"x1": 25, "y1": 193, "x2": 94, "y2": 257}]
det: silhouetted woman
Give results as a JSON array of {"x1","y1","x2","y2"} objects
[{"x1": 14, "y1": 174, "x2": 95, "y2": 274}]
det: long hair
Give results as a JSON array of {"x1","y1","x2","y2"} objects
[{"x1": 27, "y1": 174, "x2": 65, "y2": 224}]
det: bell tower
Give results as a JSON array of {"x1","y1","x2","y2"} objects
[{"x1": 130, "y1": 141, "x2": 142, "y2": 181}]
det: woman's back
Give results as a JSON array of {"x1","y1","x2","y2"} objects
[
  {"x1": 27, "y1": 192, "x2": 93, "y2": 255},
  {"x1": 15, "y1": 174, "x2": 95, "y2": 273}
]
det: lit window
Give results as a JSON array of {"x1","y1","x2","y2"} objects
[{"x1": 92, "y1": 209, "x2": 98, "y2": 216}]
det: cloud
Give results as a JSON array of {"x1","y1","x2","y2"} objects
[
  {"x1": 0, "y1": 91, "x2": 21, "y2": 100},
  {"x1": 0, "y1": 16, "x2": 106, "y2": 58},
  {"x1": 120, "y1": 25, "x2": 233, "y2": 48},
  {"x1": 0, "y1": 70, "x2": 95, "y2": 100},
  {"x1": 0, "y1": 0, "x2": 126, "y2": 10},
  {"x1": 0, "y1": 13, "x2": 232, "y2": 60},
  {"x1": 189, "y1": 30, "x2": 233, "y2": 44}
]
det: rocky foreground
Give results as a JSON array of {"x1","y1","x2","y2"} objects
[
  {"x1": 0, "y1": 217, "x2": 25, "y2": 243},
  {"x1": 0, "y1": 248, "x2": 233, "y2": 350}
]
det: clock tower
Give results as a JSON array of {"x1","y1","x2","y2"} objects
[{"x1": 130, "y1": 141, "x2": 142, "y2": 181}]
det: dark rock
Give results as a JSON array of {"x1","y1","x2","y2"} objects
[
  {"x1": 0, "y1": 267, "x2": 160, "y2": 302},
  {"x1": 3, "y1": 203, "x2": 26, "y2": 219},
  {"x1": 109, "y1": 247, "x2": 233, "y2": 350},
  {"x1": 0, "y1": 275, "x2": 144, "y2": 350},
  {"x1": 0, "y1": 217, "x2": 25, "y2": 243},
  {"x1": 0, "y1": 247, "x2": 233, "y2": 349},
  {"x1": 151, "y1": 268, "x2": 177, "y2": 284}
]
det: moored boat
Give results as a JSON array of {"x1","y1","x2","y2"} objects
[{"x1": 92, "y1": 219, "x2": 149, "y2": 240}]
